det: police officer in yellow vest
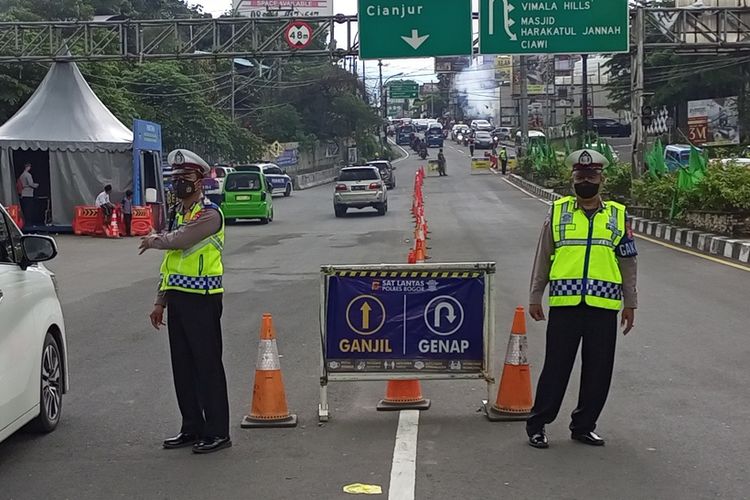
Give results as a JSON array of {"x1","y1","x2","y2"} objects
[
  {"x1": 138, "y1": 149, "x2": 231, "y2": 454},
  {"x1": 526, "y1": 149, "x2": 638, "y2": 449}
]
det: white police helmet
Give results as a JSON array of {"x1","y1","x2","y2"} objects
[{"x1": 167, "y1": 149, "x2": 210, "y2": 177}]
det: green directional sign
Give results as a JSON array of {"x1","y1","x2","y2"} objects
[
  {"x1": 358, "y1": 0, "x2": 472, "y2": 60},
  {"x1": 479, "y1": 0, "x2": 629, "y2": 55},
  {"x1": 389, "y1": 83, "x2": 419, "y2": 99}
]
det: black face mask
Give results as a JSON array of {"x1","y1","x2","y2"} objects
[
  {"x1": 173, "y1": 178, "x2": 198, "y2": 199},
  {"x1": 574, "y1": 181, "x2": 600, "y2": 199}
]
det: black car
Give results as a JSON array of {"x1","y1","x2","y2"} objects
[
  {"x1": 590, "y1": 118, "x2": 631, "y2": 137},
  {"x1": 474, "y1": 131, "x2": 494, "y2": 149},
  {"x1": 367, "y1": 160, "x2": 396, "y2": 189}
]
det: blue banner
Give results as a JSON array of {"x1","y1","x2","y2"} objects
[
  {"x1": 274, "y1": 147, "x2": 299, "y2": 167},
  {"x1": 133, "y1": 119, "x2": 162, "y2": 151},
  {"x1": 325, "y1": 272, "x2": 485, "y2": 373}
]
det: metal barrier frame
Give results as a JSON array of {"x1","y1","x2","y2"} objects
[{"x1": 318, "y1": 262, "x2": 497, "y2": 422}]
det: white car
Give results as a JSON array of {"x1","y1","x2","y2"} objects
[
  {"x1": 0, "y1": 205, "x2": 68, "y2": 443},
  {"x1": 209, "y1": 165, "x2": 236, "y2": 191},
  {"x1": 236, "y1": 163, "x2": 294, "y2": 197},
  {"x1": 470, "y1": 119, "x2": 493, "y2": 131},
  {"x1": 333, "y1": 166, "x2": 388, "y2": 217}
]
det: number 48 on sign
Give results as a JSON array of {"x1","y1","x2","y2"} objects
[{"x1": 284, "y1": 21, "x2": 314, "y2": 49}]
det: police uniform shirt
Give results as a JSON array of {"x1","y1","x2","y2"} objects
[
  {"x1": 529, "y1": 203, "x2": 638, "y2": 309},
  {"x1": 149, "y1": 197, "x2": 222, "y2": 307}
]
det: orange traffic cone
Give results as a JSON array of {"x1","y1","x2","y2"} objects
[
  {"x1": 241, "y1": 314, "x2": 298, "y2": 428},
  {"x1": 105, "y1": 208, "x2": 121, "y2": 238},
  {"x1": 377, "y1": 380, "x2": 431, "y2": 411},
  {"x1": 486, "y1": 306, "x2": 533, "y2": 421},
  {"x1": 407, "y1": 249, "x2": 417, "y2": 264}
]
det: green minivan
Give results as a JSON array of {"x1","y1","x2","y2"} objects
[{"x1": 221, "y1": 171, "x2": 274, "y2": 224}]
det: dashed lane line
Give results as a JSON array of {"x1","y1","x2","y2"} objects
[{"x1": 388, "y1": 410, "x2": 420, "y2": 500}]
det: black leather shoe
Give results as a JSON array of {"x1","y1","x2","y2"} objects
[
  {"x1": 571, "y1": 431, "x2": 605, "y2": 446},
  {"x1": 192, "y1": 436, "x2": 232, "y2": 454},
  {"x1": 163, "y1": 433, "x2": 199, "y2": 449},
  {"x1": 528, "y1": 430, "x2": 549, "y2": 449}
]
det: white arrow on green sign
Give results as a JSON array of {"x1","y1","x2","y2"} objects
[
  {"x1": 479, "y1": 0, "x2": 629, "y2": 55},
  {"x1": 358, "y1": 0, "x2": 473, "y2": 60},
  {"x1": 389, "y1": 82, "x2": 419, "y2": 99}
]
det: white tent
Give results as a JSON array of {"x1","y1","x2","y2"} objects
[{"x1": 0, "y1": 59, "x2": 133, "y2": 227}]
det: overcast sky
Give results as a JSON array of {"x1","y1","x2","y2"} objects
[{"x1": 187, "y1": 0, "x2": 438, "y2": 91}]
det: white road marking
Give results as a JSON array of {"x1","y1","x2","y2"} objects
[
  {"x1": 501, "y1": 177, "x2": 553, "y2": 206},
  {"x1": 389, "y1": 139, "x2": 410, "y2": 163},
  {"x1": 447, "y1": 144, "x2": 466, "y2": 155},
  {"x1": 388, "y1": 410, "x2": 420, "y2": 500}
]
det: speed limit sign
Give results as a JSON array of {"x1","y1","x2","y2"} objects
[{"x1": 284, "y1": 21, "x2": 314, "y2": 50}]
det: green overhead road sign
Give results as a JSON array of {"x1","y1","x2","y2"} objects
[
  {"x1": 479, "y1": 0, "x2": 629, "y2": 55},
  {"x1": 389, "y1": 83, "x2": 419, "y2": 99},
  {"x1": 358, "y1": 0, "x2": 472, "y2": 60}
]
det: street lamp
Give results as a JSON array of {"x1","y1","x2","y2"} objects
[{"x1": 380, "y1": 70, "x2": 405, "y2": 119}]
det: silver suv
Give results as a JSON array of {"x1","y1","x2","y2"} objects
[{"x1": 333, "y1": 166, "x2": 388, "y2": 217}]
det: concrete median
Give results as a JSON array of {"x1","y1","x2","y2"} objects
[{"x1": 294, "y1": 166, "x2": 341, "y2": 190}]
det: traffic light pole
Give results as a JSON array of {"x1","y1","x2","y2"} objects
[
  {"x1": 519, "y1": 56, "x2": 529, "y2": 156},
  {"x1": 631, "y1": 7, "x2": 645, "y2": 178},
  {"x1": 581, "y1": 54, "x2": 589, "y2": 139}
]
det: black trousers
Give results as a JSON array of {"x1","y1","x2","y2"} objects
[
  {"x1": 20, "y1": 197, "x2": 35, "y2": 223},
  {"x1": 501, "y1": 160, "x2": 508, "y2": 175},
  {"x1": 526, "y1": 305, "x2": 618, "y2": 436},
  {"x1": 123, "y1": 214, "x2": 132, "y2": 236},
  {"x1": 166, "y1": 291, "x2": 229, "y2": 437}
]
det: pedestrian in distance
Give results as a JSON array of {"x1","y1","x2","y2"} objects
[
  {"x1": 122, "y1": 190, "x2": 133, "y2": 236},
  {"x1": 526, "y1": 149, "x2": 638, "y2": 449},
  {"x1": 468, "y1": 133, "x2": 475, "y2": 157},
  {"x1": 95, "y1": 184, "x2": 115, "y2": 229},
  {"x1": 138, "y1": 149, "x2": 231, "y2": 455},
  {"x1": 17, "y1": 162, "x2": 39, "y2": 223},
  {"x1": 437, "y1": 148, "x2": 447, "y2": 176},
  {"x1": 500, "y1": 147, "x2": 509, "y2": 175}
]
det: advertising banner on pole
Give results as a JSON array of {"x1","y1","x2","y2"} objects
[{"x1": 687, "y1": 97, "x2": 740, "y2": 146}]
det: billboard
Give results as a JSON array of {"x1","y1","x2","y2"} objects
[
  {"x1": 687, "y1": 97, "x2": 740, "y2": 146},
  {"x1": 512, "y1": 55, "x2": 554, "y2": 95},
  {"x1": 434, "y1": 56, "x2": 471, "y2": 74},
  {"x1": 233, "y1": 0, "x2": 333, "y2": 18},
  {"x1": 495, "y1": 55, "x2": 512, "y2": 84}
]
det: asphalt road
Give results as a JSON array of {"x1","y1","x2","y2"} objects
[{"x1": 1, "y1": 140, "x2": 748, "y2": 500}]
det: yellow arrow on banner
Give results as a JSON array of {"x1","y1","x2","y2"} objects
[{"x1": 360, "y1": 302, "x2": 372, "y2": 330}]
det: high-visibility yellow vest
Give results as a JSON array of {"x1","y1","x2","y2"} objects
[
  {"x1": 549, "y1": 196, "x2": 626, "y2": 310},
  {"x1": 159, "y1": 199, "x2": 225, "y2": 295}
]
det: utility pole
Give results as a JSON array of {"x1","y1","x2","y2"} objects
[
  {"x1": 519, "y1": 55, "x2": 529, "y2": 155},
  {"x1": 378, "y1": 59, "x2": 384, "y2": 119},
  {"x1": 230, "y1": 60, "x2": 236, "y2": 121},
  {"x1": 362, "y1": 59, "x2": 366, "y2": 102},
  {"x1": 631, "y1": 7, "x2": 645, "y2": 178},
  {"x1": 581, "y1": 54, "x2": 589, "y2": 141}
]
